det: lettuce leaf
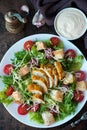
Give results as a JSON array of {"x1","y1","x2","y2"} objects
[
  {"x1": 53, "y1": 41, "x2": 64, "y2": 50},
  {"x1": 28, "y1": 112, "x2": 44, "y2": 124},
  {"x1": 62, "y1": 55, "x2": 84, "y2": 72},
  {"x1": 0, "y1": 91, "x2": 13, "y2": 105}
]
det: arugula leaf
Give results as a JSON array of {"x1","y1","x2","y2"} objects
[
  {"x1": 39, "y1": 104, "x2": 47, "y2": 113},
  {"x1": 0, "y1": 76, "x2": 13, "y2": 85},
  {"x1": 58, "y1": 92, "x2": 77, "y2": 119},
  {"x1": 11, "y1": 50, "x2": 31, "y2": 65}
]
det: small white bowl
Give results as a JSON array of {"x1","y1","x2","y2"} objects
[{"x1": 54, "y1": 8, "x2": 87, "y2": 40}]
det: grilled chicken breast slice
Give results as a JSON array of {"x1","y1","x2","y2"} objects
[
  {"x1": 32, "y1": 68, "x2": 49, "y2": 86},
  {"x1": 54, "y1": 62, "x2": 64, "y2": 80},
  {"x1": 40, "y1": 64, "x2": 54, "y2": 88},
  {"x1": 32, "y1": 94, "x2": 45, "y2": 104},
  {"x1": 32, "y1": 75, "x2": 48, "y2": 92},
  {"x1": 28, "y1": 83, "x2": 43, "y2": 95},
  {"x1": 53, "y1": 67, "x2": 59, "y2": 87}
]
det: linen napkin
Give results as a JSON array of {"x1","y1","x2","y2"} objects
[{"x1": 29, "y1": 0, "x2": 87, "y2": 49}]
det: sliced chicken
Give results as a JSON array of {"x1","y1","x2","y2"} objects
[
  {"x1": 42, "y1": 111, "x2": 55, "y2": 126},
  {"x1": 36, "y1": 41, "x2": 46, "y2": 51},
  {"x1": 76, "y1": 80, "x2": 87, "y2": 91},
  {"x1": 54, "y1": 61, "x2": 64, "y2": 80},
  {"x1": 32, "y1": 75, "x2": 48, "y2": 92},
  {"x1": 12, "y1": 91, "x2": 24, "y2": 104},
  {"x1": 53, "y1": 49, "x2": 64, "y2": 60},
  {"x1": 32, "y1": 94, "x2": 45, "y2": 104},
  {"x1": 32, "y1": 68, "x2": 49, "y2": 86},
  {"x1": 28, "y1": 83, "x2": 43, "y2": 95},
  {"x1": 19, "y1": 65, "x2": 30, "y2": 77},
  {"x1": 63, "y1": 72, "x2": 75, "y2": 84},
  {"x1": 40, "y1": 64, "x2": 54, "y2": 88},
  {"x1": 50, "y1": 90, "x2": 64, "y2": 102},
  {"x1": 52, "y1": 67, "x2": 59, "y2": 87}
]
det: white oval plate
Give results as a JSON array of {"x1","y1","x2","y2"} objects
[{"x1": 0, "y1": 34, "x2": 87, "y2": 128}]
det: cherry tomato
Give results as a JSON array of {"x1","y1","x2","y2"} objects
[
  {"x1": 3, "y1": 64, "x2": 13, "y2": 75},
  {"x1": 65, "y1": 49, "x2": 76, "y2": 58},
  {"x1": 75, "y1": 70, "x2": 86, "y2": 81},
  {"x1": 30, "y1": 104, "x2": 40, "y2": 112},
  {"x1": 24, "y1": 40, "x2": 34, "y2": 50},
  {"x1": 73, "y1": 90, "x2": 84, "y2": 102},
  {"x1": 50, "y1": 37, "x2": 60, "y2": 46},
  {"x1": 5, "y1": 86, "x2": 14, "y2": 96},
  {"x1": 18, "y1": 104, "x2": 30, "y2": 115}
]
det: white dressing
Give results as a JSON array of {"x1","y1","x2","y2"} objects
[{"x1": 54, "y1": 8, "x2": 87, "y2": 40}]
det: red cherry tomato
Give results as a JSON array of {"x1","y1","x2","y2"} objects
[
  {"x1": 30, "y1": 104, "x2": 40, "y2": 112},
  {"x1": 24, "y1": 40, "x2": 34, "y2": 50},
  {"x1": 65, "y1": 49, "x2": 76, "y2": 58},
  {"x1": 3, "y1": 64, "x2": 13, "y2": 75},
  {"x1": 18, "y1": 104, "x2": 30, "y2": 115},
  {"x1": 73, "y1": 90, "x2": 84, "y2": 102},
  {"x1": 50, "y1": 37, "x2": 60, "y2": 46},
  {"x1": 75, "y1": 70, "x2": 86, "y2": 81},
  {"x1": 5, "y1": 86, "x2": 14, "y2": 96}
]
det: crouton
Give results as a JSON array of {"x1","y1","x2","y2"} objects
[
  {"x1": 63, "y1": 72, "x2": 75, "y2": 84},
  {"x1": 76, "y1": 81, "x2": 87, "y2": 91},
  {"x1": 50, "y1": 90, "x2": 63, "y2": 102},
  {"x1": 53, "y1": 49, "x2": 64, "y2": 60},
  {"x1": 36, "y1": 41, "x2": 46, "y2": 51},
  {"x1": 42, "y1": 111, "x2": 55, "y2": 125},
  {"x1": 19, "y1": 65, "x2": 30, "y2": 77},
  {"x1": 12, "y1": 91, "x2": 24, "y2": 103}
]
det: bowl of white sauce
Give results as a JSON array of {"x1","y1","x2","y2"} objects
[{"x1": 54, "y1": 8, "x2": 87, "y2": 40}]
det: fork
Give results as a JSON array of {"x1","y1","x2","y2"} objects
[{"x1": 62, "y1": 111, "x2": 87, "y2": 130}]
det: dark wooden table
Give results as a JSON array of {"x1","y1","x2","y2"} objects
[{"x1": 0, "y1": 0, "x2": 87, "y2": 130}]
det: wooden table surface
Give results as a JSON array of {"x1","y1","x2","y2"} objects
[{"x1": 0, "y1": 0, "x2": 87, "y2": 130}]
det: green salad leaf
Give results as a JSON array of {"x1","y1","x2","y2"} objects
[
  {"x1": 61, "y1": 55, "x2": 84, "y2": 72},
  {"x1": 0, "y1": 76, "x2": 13, "y2": 85},
  {"x1": 31, "y1": 45, "x2": 49, "y2": 64},
  {"x1": 53, "y1": 41, "x2": 64, "y2": 50},
  {"x1": 29, "y1": 112, "x2": 44, "y2": 124},
  {"x1": 0, "y1": 91, "x2": 13, "y2": 105},
  {"x1": 11, "y1": 50, "x2": 31, "y2": 65}
]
